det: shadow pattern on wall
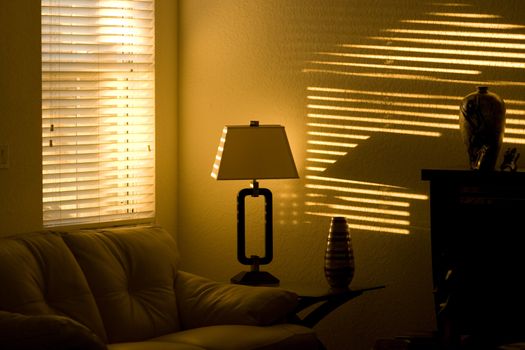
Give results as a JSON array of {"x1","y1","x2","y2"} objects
[{"x1": 303, "y1": 2, "x2": 525, "y2": 235}]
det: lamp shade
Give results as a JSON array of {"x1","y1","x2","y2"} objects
[{"x1": 211, "y1": 123, "x2": 299, "y2": 180}]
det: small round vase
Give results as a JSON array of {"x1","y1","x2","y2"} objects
[
  {"x1": 324, "y1": 217, "x2": 355, "y2": 291},
  {"x1": 459, "y1": 86, "x2": 506, "y2": 171}
]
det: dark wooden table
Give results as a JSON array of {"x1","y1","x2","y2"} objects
[{"x1": 422, "y1": 169, "x2": 525, "y2": 348}]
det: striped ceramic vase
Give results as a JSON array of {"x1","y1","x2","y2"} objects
[{"x1": 324, "y1": 216, "x2": 355, "y2": 290}]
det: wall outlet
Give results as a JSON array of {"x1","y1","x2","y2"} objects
[{"x1": 0, "y1": 145, "x2": 9, "y2": 169}]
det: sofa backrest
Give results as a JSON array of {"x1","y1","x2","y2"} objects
[
  {"x1": 0, "y1": 231, "x2": 108, "y2": 342},
  {"x1": 61, "y1": 225, "x2": 181, "y2": 343}
]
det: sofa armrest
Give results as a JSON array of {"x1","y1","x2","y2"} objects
[
  {"x1": 0, "y1": 310, "x2": 107, "y2": 350},
  {"x1": 175, "y1": 271, "x2": 299, "y2": 329}
]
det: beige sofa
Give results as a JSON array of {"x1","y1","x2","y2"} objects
[{"x1": 0, "y1": 225, "x2": 323, "y2": 350}]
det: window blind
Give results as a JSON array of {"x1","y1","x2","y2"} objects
[{"x1": 42, "y1": 0, "x2": 155, "y2": 227}]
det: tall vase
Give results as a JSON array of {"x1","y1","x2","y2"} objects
[
  {"x1": 324, "y1": 217, "x2": 355, "y2": 291},
  {"x1": 459, "y1": 86, "x2": 506, "y2": 171}
]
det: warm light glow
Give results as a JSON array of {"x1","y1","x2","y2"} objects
[
  {"x1": 307, "y1": 149, "x2": 348, "y2": 156},
  {"x1": 401, "y1": 19, "x2": 525, "y2": 30},
  {"x1": 305, "y1": 205, "x2": 409, "y2": 225},
  {"x1": 307, "y1": 175, "x2": 405, "y2": 189},
  {"x1": 307, "y1": 122, "x2": 442, "y2": 137},
  {"x1": 307, "y1": 87, "x2": 458, "y2": 100},
  {"x1": 503, "y1": 127, "x2": 525, "y2": 136},
  {"x1": 340, "y1": 44, "x2": 525, "y2": 60},
  {"x1": 306, "y1": 193, "x2": 327, "y2": 198},
  {"x1": 305, "y1": 201, "x2": 410, "y2": 217},
  {"x1": 503, "y1": 127, "x2": 525, "y2": 143},
  {"x1": 309, "y1": 60, "x2": 480, "y2": 75},
  {"x1": 307, "y1": 131, "x2": 370, "y2": 140},
  {"x1": 306, "y1": 158, "x2": 337, "y2": 164},
  {"x1": 427, "y1": 12, "x2": 500, "y2": 19},
  {"x1": 502, "y1": 137, "x2": 525, "y2": 145},
  {"x1": 306, "y1": 167, "x2": 327, "y2": 172},
  {"x1": 336, "y1": 196, "x2": 410, "y2": 207},
  {"x1": 317, "y1": 51, "x2": 525, "y2": 69},
  {"x1": 307, "y1": 113, "x2": 459, "y2": 130},
  {"x1": 303, "y1": 6, "x2": 525, "y2": 235},
  {"x1": 370, "y1": 36, "x2": 525, "y2": 50},
  {"x1": 307, "y1": 140, "x2": 358, "y2": 148},
  {"x1": 507, "y1": 118, "x2": 525, "y2": 126},
  {"x1": 42, "y1": 0, "x2": 155, "y2": 227},
  {"x1": 303, "y1": 69, "x2": 525, "y2": 87},
  {"x1": 345, "y1": 223, "x2": 409, "y2": 235},
  {"x1": 304, "y1": 211, "x2": 410, "y2": 234},
  {"x1": 385, "y1": 28, "x2": 525, "y2": 40},
  {"x1": 305, "y1": 183, "x2": 428, "y2": 200},
  {"x1": 308, "y1": 95, "x2": 460, "y2": 111},
  {"x1": 210, "y1": 127, "x2": 227, "y2": 179},
  {"x1": 431, "y1": 3, "x2": 471, "y2": 7}
]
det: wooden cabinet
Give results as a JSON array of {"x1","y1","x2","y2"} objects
[{"x1": 422, "y1": 169, "x2": 525, "y2": 348}]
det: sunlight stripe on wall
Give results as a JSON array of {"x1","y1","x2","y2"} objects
[
  {"x1": 307, "y1": 122, "x2": 443, "y2": 137},
  {"x1": 303, "y1": 4, "x2": 525, "y2": 235},
  {"x1": 369, "y1": 36, "x2": 525, "y2": 50},
  {"x1": 317, "y1": 51, "x2": 525, "y2": 69},
  {"x1": 401, "y1": 19, "x2": 525, "y2": 29},
  {"x1": 384, "y1": 29, "x2": 525, "y2": 40},
  {"x1": 309, "y1": 60, "x2": 481, "y2": 75},
  {"x1": 426, "y1": 12, "x2": 500, "y2": 19}
]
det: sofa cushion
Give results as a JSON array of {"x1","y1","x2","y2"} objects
[
  {"x1": 0, "y1": 310, "x2": 107, "y2": 350},
  {"x1": 0, "y1": 232, "x2": 107, "y2": 342},
  {"x1": 107, "y1": 341, "x2": 205, "y2": 350},
  {"x1": 175, "y1": 271, "x2": 299, "y2": 329},
  {"x1": 62, "y1": 226, "x2": 180, "y2": 343},
  {"x1": 147, "y1": 324, "x2": 323, "y2": 350}
]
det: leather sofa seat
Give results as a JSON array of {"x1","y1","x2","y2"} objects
[{"x1": 0, "y1": 225, "x2": 324, "y2": 350}]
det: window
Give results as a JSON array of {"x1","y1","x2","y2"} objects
[{"x1": 42, "y1": 0, "x2": 155, "y2": 227}]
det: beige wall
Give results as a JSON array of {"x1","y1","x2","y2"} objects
[
  {"x1": 2, "y1": 1, "x2": 525, "y2": 349},
  {"x1": 155, "y1": 0, "x2": 179, "y2": 236},
  {"x1": 0, "y1": 0, "x2": 42, "y2": 235},
  {"x1": 177, "y1": 1, "x2": 525, "y2": 349},
  {"x1": 0, "y1": 0, "x2": 178, "y2": 236}
]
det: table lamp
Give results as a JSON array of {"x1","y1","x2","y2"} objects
[{"x1": 211, "y1": 121, "x2": 299, "y2": 285}]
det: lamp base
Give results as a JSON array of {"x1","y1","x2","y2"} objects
[{"x1": 231, "y1": 270, "x2": 280, "y2": 286}]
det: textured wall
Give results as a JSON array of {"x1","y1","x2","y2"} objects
[
  {"x1": 155, "y1": 0, "x2": 179, "y2": 236},
  {"x1": 0, "y1": 0, "x2": 42, "y2": 235},
  {"x1": 177, "y1": 1, "x2": 525, "y2": 349},
  {"x1": 1, "y1": 1, "x2": 523, "y2": 348}
]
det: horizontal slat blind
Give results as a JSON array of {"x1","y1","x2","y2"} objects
[{"x1": 42, "y1": 0, "x2": 155, "y2": 227}]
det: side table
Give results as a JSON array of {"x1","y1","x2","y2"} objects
[{"x1": 281, "y1": 283, "x2": 385, "y2": 328}]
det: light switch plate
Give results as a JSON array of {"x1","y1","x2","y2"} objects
[{"x1": 0, "y1": 145, "x2": 9, "y2": 169}]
